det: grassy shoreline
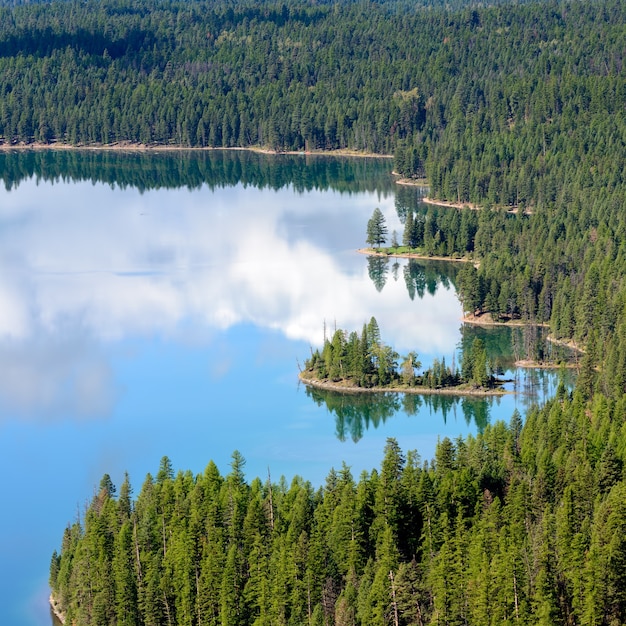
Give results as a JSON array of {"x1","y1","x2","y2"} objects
[{"x1": 357, "y1": 247, "x2": 474, "y2": 264}]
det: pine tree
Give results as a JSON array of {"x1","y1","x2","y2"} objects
[
  {"x1": 113, "y1": 521, "x2": 140, "y2": 626},
  {"x1": 366, "y1": 208, "x2": 388, "y2": 249},
  {"x1": 402, "y1": 211, "x2": 415, "y2": 249}
]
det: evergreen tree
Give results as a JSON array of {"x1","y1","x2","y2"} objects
[{"x1": 366, "y1": 208, "x2": 388, "y2": 249}]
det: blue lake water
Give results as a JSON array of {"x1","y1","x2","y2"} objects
[{"x1": 0, "y1": 151, "x2": 564, "y2": 626}]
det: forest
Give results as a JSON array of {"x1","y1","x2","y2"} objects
[
  {"x1": 50, "y1": 398, "x2": 626, "y2": 626},
  {"x1": 301, "y1": 317, "x2": 496, "y2": 391},
  {"x1": 39, "y1": 0, "x2": 626, "y2": 622}
]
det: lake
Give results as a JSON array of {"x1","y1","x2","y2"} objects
[{"x1": 0, "y1": 149, "x2": 565, "y2": 626}]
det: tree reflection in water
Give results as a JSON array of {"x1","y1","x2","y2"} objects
[{"x1": 305, "y1": 386, "x2": 492, "y2": 442}]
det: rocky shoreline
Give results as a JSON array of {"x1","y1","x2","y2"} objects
[{"x1": 49, "y1": 594, "x2": 65, "y2": 624}]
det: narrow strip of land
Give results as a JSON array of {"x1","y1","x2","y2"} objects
[
  {"x1": 50, "y1": 594, "x2": 65, "y2": 624},
  {"x1": 357, "y1": 248, "x2": 473, "y2": 264},
  {"x1": 422, "y1": 197, "x2": 480, "y2": 210},
  {"x1": 461, "y1": 312, "x2": 549, "y2": 327},
  {"x1": 393, "y1": 176, "x2": 429, "y2": 187},
  {"x1": 0, "y1": 141, "x2": 393, "y2": 158},
  {"x1": 421, "y1": 195, "x2": 531, "y2": 215},
  {"x1": 299, "y1": 373, "x2": 509, "y2": 397}
]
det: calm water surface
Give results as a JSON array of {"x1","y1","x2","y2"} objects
[{"x1": 0, "y1": 151, "x2": 562, "y2": 626}]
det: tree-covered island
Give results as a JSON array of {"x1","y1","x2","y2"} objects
[{"x1": 300, "y1": 317, "x2": 502, "y2": 394}]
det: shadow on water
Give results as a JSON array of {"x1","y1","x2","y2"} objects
[
  {"x1": 394, "y1": 182, "x2": 429, "y2": 219},
  {"x1": 305, "y1": 386, "x2": 492, "y2": 443},
  {"x1": 367, "y1": 256, "x2": 389, "y2": 292},
  {"x1": 0, "y1": 149, "x2": 395, "y2": 194},
  {"x1": 403, "y1": 258, "x2": 459, "y2": 299}
]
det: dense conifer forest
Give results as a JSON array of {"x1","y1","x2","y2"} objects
[
  {"x1": 38, "y1": 0, "x2": 626, "y2": 622},
  {"x1": 50, "y1": 404, "x2": 626, "y2": 626}
]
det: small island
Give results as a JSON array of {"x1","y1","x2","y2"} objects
[{"x1": 300, "y1": 317, "x2": 506, "y2": 396}]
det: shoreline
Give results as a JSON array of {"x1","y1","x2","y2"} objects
[
  {"x1": 514, "y1": 359, "x2": 578, "y2": 369},
  {"x1": 357, "y1": 247, "x2": 473, "y2": 264},
  {"x1": 547, "y1": 334, "x2": 584, "y2": 354},
  {"x1": 358, "y1": 253, "x2": 580, "y2": 370},
  {"x1": 462, "y1": 313, "x2": 582, "y2": 368},
  {"x1": 461, "y1": 312, "x2": 550, "y2": 328},
  {"x1": 49, "y1": 594, "x2": 65, "y2": 624},
  {"x1": 422, "y1": 197, "x2": 481, "y2": 210},
  {"x1": 421, "y1": 196, "x2": 532, "y2": 215},
  {"x1": 299, "y1": 372, "x2": 509, "y2": 397},
  {"x1": 0, "y1": 141, "x2": 393, "y2": 159},
  {"x1": 393, "y1": 176, "x2": 429, "y2": 187},
  {"x1": 357, "y1": 255, "x2": 580, "y2": 369}
]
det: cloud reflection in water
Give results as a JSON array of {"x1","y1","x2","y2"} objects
[{"x1": 0, "y1": 176, "x2": 461, "y2": 421}]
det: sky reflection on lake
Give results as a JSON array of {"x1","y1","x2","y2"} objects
[{"x1": 0, "y1": 174, "x2": 461, "y2": 422}]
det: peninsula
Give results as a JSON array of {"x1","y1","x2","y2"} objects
[{"x1": 301, "y1": 317, "x2": 503, "y2": 396}]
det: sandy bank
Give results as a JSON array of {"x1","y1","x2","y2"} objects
[
  {"x1": 49, "y1": 594, "x2": 65, "y2": 624},
  {"x1": 393, "y1": 176, "x2": 429, "y2": 187},
  {"x1": 421, "y1": 196, "x2": 532, "y2": 215},
  {"x1": 514, "y1": 359, "x2": 578, "y2": 369},
  {"x1": 422, "y1": 197, "x2": 481, "y2": 210},
  {"x1": 0, "y1": 141, "x2": 393, "y2": 159},
  {"x1": 461, "y1": 312, "x2": 550, "y2": 328}
]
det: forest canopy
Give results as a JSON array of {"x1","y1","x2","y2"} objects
[{"x1": 50, "y1": 402, "x2": 626, "y2": 626}]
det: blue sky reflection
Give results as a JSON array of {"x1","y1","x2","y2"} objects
[{"x1": 0, "y1": 177, "x2": 460, "y2": 421}]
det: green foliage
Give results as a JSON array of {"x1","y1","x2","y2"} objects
[
  {"x1": 52, "y1": 395, "x2": 626, "y2": 625},
  {"x1": 36, "y1": 0, "x2": 626, "y2": 623},
  {"x1": 366, "y1": 208, "x2": 388, "y2": 249},
  {"x1": 303, "y1": 319, "x2": 495, "y2": 391}
]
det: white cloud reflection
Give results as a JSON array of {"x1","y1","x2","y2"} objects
[{"x1": 0, "y1": 177, "x2": 462, "y2": 420}]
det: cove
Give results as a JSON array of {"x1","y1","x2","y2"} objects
[{"x1": 0, "y1": 150, "x2": 565, "y2": 626}]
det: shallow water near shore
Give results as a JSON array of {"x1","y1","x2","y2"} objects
[{"x1": 0, "y1": 150, "x2": 567, "y2": 626}]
